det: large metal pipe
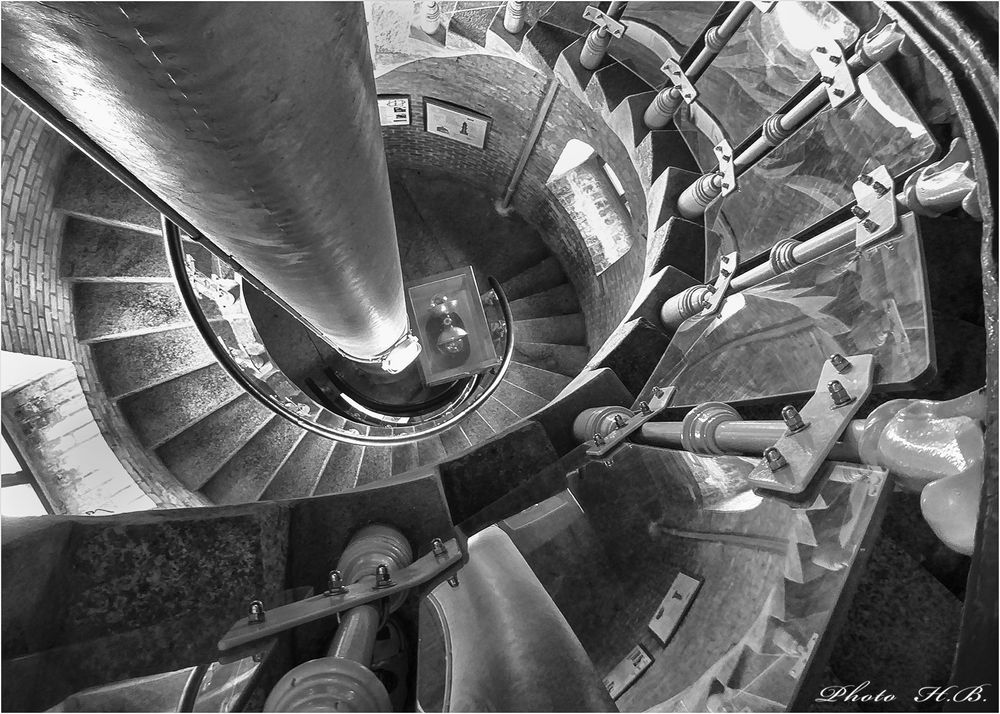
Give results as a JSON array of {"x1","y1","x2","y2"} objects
[{"x1": 1, "y1": 2, "x2": 408, "y2": 361}]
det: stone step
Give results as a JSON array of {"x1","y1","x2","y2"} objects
[
  {"x1": 513, "y1": 343, "x2": 589, "y2": 377},
  {"x1": 458, "y1": 410, "x2": 495, "y2": 445},
  {"x1": 503, "y1": 361, "x2": 571, "y2": 400},
  {"x1": 508, "y1": 283, "x2": 580, "y2": 320},
  {"x1": 486, "y1": 7, "x2": 526, "y2": 52},
  {"x1": 538, "y1": 1, "x2": 592, "y2": 35},
  {"x1": 355, "y1": 444, "x2": 393, "y2": 488},
  {"x1": 445, "y1": 1, "x2": 501, "y2": 47},
  {"x1": 155, "y1": 393, "x2": 272, "y2": 491},
  {"x1": 313, "y1": 432, "x2": 368, "y2": 496},
  {"x1": 391, "y1": 440, "x2": 420, "y2": 476},
  {"x1": 513, "y1": 314, "x2": 586, "y2": 345},
  {"x1": 116, "y1": 362, "x2": 243, "y2": 448},
  {"x1": 633, "y1": 127, "x2": 700, "y2": 190},
  {"x1": 417, "y1": 435, "x2": 448, "y2": 466},
  {"x1": 201, "y1": 417, "x2": 304, "y2": 504},
  {"x1": 586, "y1": 60, "x2": 652, "y2": 115},
  {"x1": 520, "y1": 20, "x2": 581, "y2": 72},
  {"x1": 60, "y1": 219, "x2": 171, "y2": 281},
  {"x1": 55, "y1": 152, "x2": 160, "y2": 233},
  {"x1": 90, "y1": 325, "x2": 215, "y2": 399},
  {"x1": 492, "y1": 378, "x2": 548, "y2": 417},
  {"x1": 500, "y1": 256, "x2": 567, "y2": 300},
  {"x1": 439, "y1": 424, "x2": 473, "y2": 455},
  {"x1": 554, "y1": 38, "x2": 606, "y2": 101},
  {"x1": 475, "y1": 396, "x2": 522, "y2": 433},
  {"x1": 73, "y1": 282, "x2": 189, "y2": 343},
  {"x1": 261, "y1": 432, "x2": 338, "y2": 500},
  {"x1": 608, "y1": 92, "x2": 651, "y2": 149}
]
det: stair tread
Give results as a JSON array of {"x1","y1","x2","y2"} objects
[
  {"x1": 501, "y1": 257, "x2": 567, "y2": 300},
  {"x1": 61, "y1": 218, "x2": 171, "y2": 280},
  {"x1": 439, "y1": 424, "x2": 473, "y2": 455},
  {"x1": 508, "y1": 283, "x2": 580, "y2": 320},
  {"x1": 261, "y1": 432, "x2": 337, "y2": 501},
  {"x1": 355, "y1": 445, "x2": 393, "y2": 488},
  {"x1": 474, "y1": 396, "x2": 521, "y2": 433},
  {"x1": 633, "y1": 128, "x2": 700, "y2": 189},
  {"x1": 587, "y1": 62, "x2": 652, "y2": 114},
  {"x1": 313, "y1": 431, "x2": 367, "y2": 496},
  {"x1": 201, "y1": 417, "x2": 304, "y2": 504},
  {"x1": 538, "y1": 1, "x2": 592, "y2": 35},
  {"x1": 117, "y1": 362, "x2": 243, "y2": 448},
  {"x1": 445, "y1": 1, "x2": 500, "y2": 46},
  {"x1": 156, "y1": 394, "x2": 272, "y2": 491},
  {"x1": 56, "y1": 152, "x2": 160, "y2": 232},
  {"x1": 520, "y1": 20, "x2": 582, "y2": 71},
  {"x1": 513, "y1": 313, "x2": 587, "y2": 345},
  {"x1": 90, "y1": 326, "x2": 216, "y2": 399},
  {"x1": 492, "y1": 378, "x2": 548, "y2": 417},
  {"x1": 512, "y1": 344, "x2": 589, "y2": 377},
  {"x1": 417, "y1": 435, "x2": 448, "y2": 467},
  {"x1": 73, "y1": 282, "x2": 189, "y2": 342},
  {"x1": 391, "y1": 440, "x2": 421, "y2": 476},
  {"x1": 503, "y1": 361, "x2": 572, "y2": 400},
  {"x1": 458, "y1": 410, "x2": 495, "y2": 445}
]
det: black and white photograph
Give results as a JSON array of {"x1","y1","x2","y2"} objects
[{"x1": 0, "y1": 1, "x2": 996, "y2": 712}]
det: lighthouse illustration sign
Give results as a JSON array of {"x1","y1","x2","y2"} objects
[
  {"x1": 424, "y1": 97, "x2": 491, "y2": 149},
  {"x1": 377, "y1": 94, "x2": 411, "y2": 126}
]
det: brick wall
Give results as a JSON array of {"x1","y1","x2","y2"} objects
[
  {"x1": 376, "y1": 55, "x2": 647, "y2": 350},
  {"x1": 2, "y1": 90, "x2": 204, "y2": 509}
]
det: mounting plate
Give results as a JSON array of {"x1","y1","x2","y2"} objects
[
  {"x1": 702, "y1": 251, "x2": 738, "y2": 315},
  {"x1": 853, "y1": 165, "x2": 899, "y2": 248},
  {"x1": 810, "y1": 39, "x2": 856, "y2": 108},
  {"x1": 747, "y1": 354, "x2": 875, "y2": 494},
  {"x1": 660, "y1": 58, "x2": 698, "y2": 104},
  {"x1": 587, "y1": 386, "x2": 676, "y2": 458},
  {"x1": 714, "y1": 139, "x2": 737, "y2": 196},
  {"x1": 583, "y1": 5, "x2": 627, "y2": 38}
]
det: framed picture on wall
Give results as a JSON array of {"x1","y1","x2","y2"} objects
[
  {"x1": 423, "y1": 98, "x2": 491, "y2": 149},
  {"x1": 378, "y1": 94, "x2": 411, "y2": 126}
]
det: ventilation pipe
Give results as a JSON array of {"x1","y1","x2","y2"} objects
[{"x1": 1, "y1": 2, "x2": 414, "y2": 367}]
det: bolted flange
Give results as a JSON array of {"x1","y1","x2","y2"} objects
[
  {"x1": 764, "y1": 447, "x2": 788, "y2": 471},
  {"x1": 326, "y1": 570, "x2": 347, "y2": 596},
  {"x1": 828, "y1": 380, "x2": 855, "y2": 408},
  {"x1": 248, "y1": 600, "x2": 266, "y2": 624}
]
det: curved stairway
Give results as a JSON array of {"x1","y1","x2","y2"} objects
[{"x1": 56, "y1": 152, "x2": 590, "y2": 506}]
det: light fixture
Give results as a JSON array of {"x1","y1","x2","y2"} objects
[{"x1": 381, "y1": 332, "x2": 422, "y2": 374}]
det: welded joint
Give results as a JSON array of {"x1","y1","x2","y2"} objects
[
  {"x1": 660, "y1": 58, "x2": 698, "y2": 104},
  {"x1": 582, "y1": 5, "x2": 627, "y2": 38},
  {"x1": 853, "y1": 165, "x2": 899, "y2": 248},
  {"x1": 810, "y1": 39, "x2": 856, "y2": 108}
]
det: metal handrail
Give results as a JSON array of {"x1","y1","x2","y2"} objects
[{"x1": 164, "y1": 218, "x2": 516, "y2": 446}]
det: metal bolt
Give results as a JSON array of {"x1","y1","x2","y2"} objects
[
  {"x1": 871, "y1": 181, "x2": 889, "y2": 196},
  {"x1": 781, "y1": 405, "x2": 808, "y2": 434},
  {"x1": 816, "y1": 46, "x2": 827, "y2": 54},
  {"x1": 374, "y1": 563, "x2": 394, "y2": 589},
  {"x1": 447, "y1": 575, "x2": 460, "y2": 588},
  {"x1": 652, "y1": 386, "x2": 665, "y2": 399},
  {"x1": 613, "y1": 414, "x2": 628, "y2": 429},
  {"x1": 764, "y1": 447, "x2": 788, "y2": 472},
  {"x1": 326, "y1": 570, "x2": 347, "y2": 595},
  {"x1": 857, "y1": 174, "x2": 874, "y2": 186},
  {"x1": 593, "y1": 432, "x2": 605, "y2": 446},
  {"x1": 638, "y1": 401, "x2": 651, "y2": 415},
  {"x1": 828, "y1": 54, "x2": 841, "y2": 64},
  {"x1": 862, "y1": 218, "x2": 879, "y2": 232},
  {"x1": 819, "y1": 75, "x2": 834, "y2": 85},
  {"x1": 248, "y1": 600, "x2": 266, "y2": 624},
  {"x1": 721, "y1": 153, "x2": 731, "y2": 161},
  {"x1": 829, "y1": 353, "x2": 852, "y2": 373},
  {"x1": 833, "y1": 88, "x2": 845, "y2": 97},
  {"x1": 828, "y1": 380, "x2": 854, "y2": 407},
  {"x1": 851, "y1": 206, "x2": 869, "y2": 219},
  {"x1": 432, "y1": 538, "x2": 448, "y2": 558}
]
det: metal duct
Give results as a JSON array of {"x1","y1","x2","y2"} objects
[{"x1": 1, "y1": 1, "x2": 407, "y2": 360}]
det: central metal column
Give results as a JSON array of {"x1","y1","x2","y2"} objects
[{"x1": 1, "y1": 2, "x2": 408, "y2": 361}]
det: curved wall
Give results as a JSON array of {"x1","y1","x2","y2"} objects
[{"x1": 375, "y1": 54, "x2": 651, "y2": 349}]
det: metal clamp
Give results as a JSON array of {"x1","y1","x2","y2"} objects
[
  {"x1": 587, "y1": 386, "x2": 676, "y2": 458},
  {"x1": 218, "y1": 538, "x2": 462, "y2": 651},
  {"x1": 853, "y1": 165, "x2": 898, "y2": 248},
  {"x1": 714, "y1": 139, "x2": 737, "y2": 196},
  {"x1": 810, "y1": 39, "x2": 856, "y2": 108},
  {"x1": 660, "y1": 58, "x2": 697, "y2": 104},
  {"x1": 702, "y1": 251, "x2": 738, "y2": 315},
  {"x1": 583, "y1": 5, "x2": 626, "y2": 38},
  {"x1": 747, "y1": 354, "x2": 875, "y2": 494}
]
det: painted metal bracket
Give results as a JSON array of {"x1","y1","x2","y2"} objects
[
  {"x1": 660, "y1": 58, "x2": 698, "y2": 104},
  {"x1": 810, "y1": 39, "x2": 856, "y2": 108},
  {"x1": 583, "y1": 5, "x2": 627, "y2": 38},
  {"x1": 853, "y1": 165, "x2": 899, "y2": 248},
  {"x1": 747, "y1": 354, "x2": 875, "y2": 494},
  {"x1": 702, "y1": 251, "x2": 738, "y2": 315},
  {"x1": 714, "y1": 139, "x2": 737, "y2": 196},
  {"x1": 752, "y1": 1, "x2": 777, "y2": 12},
  {"x1": 587, "y1": 386, "x2": 676, "y2": 458},
  {"x1": 218, "y1": 538, "x2": 462, "y2": 651}
]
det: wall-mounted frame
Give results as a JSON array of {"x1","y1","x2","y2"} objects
[
  {"x1": 423, "y1": 97, "x2": 492, "y2": 149},
  {"x1": 378, "y1": 94, "x2": 411, "y2": 126}
]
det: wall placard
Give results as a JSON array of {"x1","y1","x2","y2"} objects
[
  {"x1": 423, "y1": 98, "x2": 491, "y2": 149},
  {"x1": 378, "y1": 95, "x2": 411, "y2": 126}
]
